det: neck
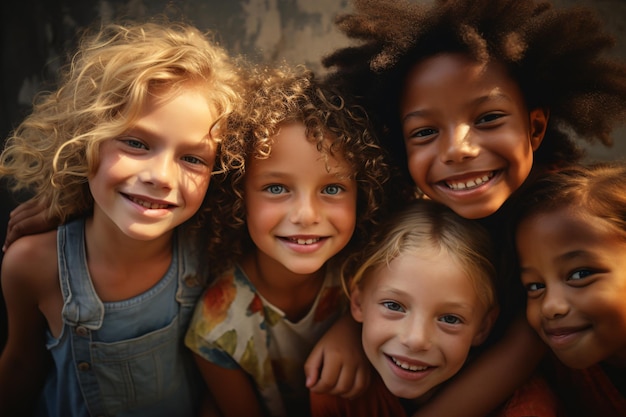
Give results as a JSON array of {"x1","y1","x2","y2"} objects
[{"x1": 241, "y1": 251, "x2": 325, "y2": 321}]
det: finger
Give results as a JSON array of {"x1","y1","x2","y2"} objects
[
  {"x1": 7, "y1": 199, "x2": 44, "y2": 226},
  {"x1": 4, "y1": 208, "x2": 51, "y2": 250},
  {"x1": 326, "y1": 364, "x2": 357, "y2": 397},
  {"x1": 339, "y1": 367, "x2": 371, "y2": 399},
  {"x1": 308, "y1": 360, "x2": 341, "y2": 394},
  {"x1": 304, "y1": 348, "x2": 323, "y2": 388}
]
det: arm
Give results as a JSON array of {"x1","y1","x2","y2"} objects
[
  {"x1": 410, "y1": 315, "x2": 547, "y2": 417},
  {"x1": 4, "y1": 198, "x2": 59, "y2": 252},
  {"x1": 304, "y1": 312, "x2": 371, "y2": 399},
  {"x1": 193, "y1": 353, "x2": 265, "y2": 417},
  {"x1": 0, "y1": 236, "x2": 53, "y2": 416}
]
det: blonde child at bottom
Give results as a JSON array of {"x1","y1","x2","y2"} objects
[{"x1": 311, "y1": 199, "x2": 504, "y2": 416}]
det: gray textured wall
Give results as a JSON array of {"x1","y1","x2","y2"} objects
[{"x1": 2, "y1": 0, "x2": 626, "y2": 161}]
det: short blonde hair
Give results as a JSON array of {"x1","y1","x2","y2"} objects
[
  {"x1": 345, "y1": 199, "x2": 497, "y2": 311},
  {"x1": 0, "y1": 20, "x2": 244, "y2": 222}
]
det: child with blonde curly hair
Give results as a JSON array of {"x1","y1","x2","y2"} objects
[
  {"x1": 184, "y1": 64, "x2": 392, "y2": 417},
  {"x1": 0, "y1": 20, "x2": 244, "y2": 417}
]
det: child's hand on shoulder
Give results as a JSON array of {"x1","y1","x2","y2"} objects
[
  {"x1": 4, "y1": 199, "x2": 57, "y2": 252},
  {"x1": 304, "y1": 313, "x2": 371, "y2": 399}
]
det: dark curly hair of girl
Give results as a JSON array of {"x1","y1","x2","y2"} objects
[
  {"x1": 323, "y1": 0, "x2": 626, "y2": 180},
  {"x1": 204, "y1": 64, "x2": 394, "y2": 277}
]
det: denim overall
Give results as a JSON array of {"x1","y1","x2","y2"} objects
[{"x1": 37, "y1": 218, "x2": 204, "y2": 417}]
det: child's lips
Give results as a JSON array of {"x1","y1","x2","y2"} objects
[{"x1": 542, "y1": 323, "x2": 590, "y2": 347}]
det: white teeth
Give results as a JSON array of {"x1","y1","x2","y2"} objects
[
  {"x1": 391, "y1": 356, "x2": 428, "y2": 372},
  {"x1": 446, "y1": 173, "x2": 493, "y2": 190},
  {"x1": 294, "y1": 238, "x2": 320, "y2": 245},
  {"x1": 129, "y1": 196, "x2": 168, "y2": 209}
]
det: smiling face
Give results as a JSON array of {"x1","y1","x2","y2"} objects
[
  {"x1": 89, "y1": 85, "x2": 216, "y2": 241},
  {"x1": 243, "y1": 122, "x2": 357, "y2": 276},
  {"x1": 351, "y1": 247, "x2": 493, "y2": 399},
  {"x1": 517, "y1": 206, "x2": 626, "y2": 369},
  {"x1": 400, "y1": 53, "x2": 547, "y2": 219}
]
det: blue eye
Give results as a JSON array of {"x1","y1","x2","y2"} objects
[
  {"x1": 122, "y1": 138, "x2": 147, "y2": 149},
  {"x1": 182, "y1": 155, "x2": 205, "y2": 165},
  {"x1": 323, "y1": 185, "x2": 342, "y2": 195},
  {"x1": 266, "y1": 185, "x2": 285, "y2": 194},
  {"x1": 382, "y1": 301, "x2": 404, "y2": 313},
  {"x1": 439, "y1": 315, "x2": 461, "y2": 325}
]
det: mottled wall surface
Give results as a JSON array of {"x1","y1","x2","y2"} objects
[
  {"x1": 0, "y1": 0, "x2": 625, "y2": 344},
  {"x1": 2, "y1": 0, "x2": 626, "y2": 155}
]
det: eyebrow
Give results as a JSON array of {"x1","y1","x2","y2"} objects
[{"x1": 401, "y1": 90, "x2": 513, "y2": 124}]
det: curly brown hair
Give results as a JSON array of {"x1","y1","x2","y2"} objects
[
  {"x1": 205, "y1": 64, "x2": 394, "y2": 276},
  {"x1": 323, "y1": 0, "x2": 626, "y2": 179}
]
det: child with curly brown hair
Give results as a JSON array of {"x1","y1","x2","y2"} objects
[
  {"x1": 321, "y1": 0, "x2": 626, "y2": 416},
  {"x1": 183, "y1": 64, "x2": 392, "y2": 417}
]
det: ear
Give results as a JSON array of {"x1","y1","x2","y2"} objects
[
  {"x1": 472, "y1": 306, "x2": 499, "y2": 346},
  {"x1": 350, "y1": 286, "x2": 365, "y2": 323},
  {"x1": 529, "y1": 108, "x2": 549, "y2": 151}
]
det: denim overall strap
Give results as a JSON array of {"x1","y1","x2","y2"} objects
[
  {"x1": 58, "y1": 219, "x2": 104, "y2": 329},
  {"x1": 57, "y1": 219, "x2": 108, "y2": 416},
  {"x1": 175, "y1": 225, "x2": 205, "y2": 310}
]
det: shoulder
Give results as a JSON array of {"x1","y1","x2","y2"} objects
[{"x1": 2, "y1": 230, "x2": 58, "y2": 291}]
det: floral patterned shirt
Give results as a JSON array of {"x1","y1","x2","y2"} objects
[{"x1": 185, "y1": 263, "x2": 346, "y2": 417}]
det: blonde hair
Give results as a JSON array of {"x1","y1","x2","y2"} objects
[
  {"x1": 0, "y1": 20, "x2": 244, "y2": 222},
  {"x1": 345, "y1": 199, "x2": 497, "y2": 311}
]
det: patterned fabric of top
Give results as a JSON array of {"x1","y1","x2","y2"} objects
[{"x1": 185, "y1": 263, "x2": 347, "y2": 417}]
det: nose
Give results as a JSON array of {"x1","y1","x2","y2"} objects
[
  {"x1": 289, "y1": 193, "x2": 321, "y2": 226},
  {"x1": 541, "y1": 286, "x2": 570, "y2": 319},
  {"x1": 400, "y1": 315, "x2": 432, "y2": 352},
  {"x1": 140, "y1": 152, "x2": 175, "y2": 190},
  {"x1": 439, "y1": 124, "x2": 480, "y2": 164}
]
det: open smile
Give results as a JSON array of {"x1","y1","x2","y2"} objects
[
  {"x1": 124, "y1": 194, "x2": 173, "y2": 209},
  {"x1": 444, "y1": 171, "x2": 496, "y2": 191},
  {"x1": 388, "y1": 354, "x2": 431, "y2": 372},
  {"x1": 285, "y1": 237, "x2": 322, "y2": 245}
]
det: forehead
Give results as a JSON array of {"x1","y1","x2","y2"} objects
[
  {"x1": 517, "y1": 206, "x2": 625, "y2": 254},
  {"x1": 250, "y1": 123, "x2": 347, "y2": 168},
  {"x1": 401, "y1": 52, "x2": 523, "y2": 103}
]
